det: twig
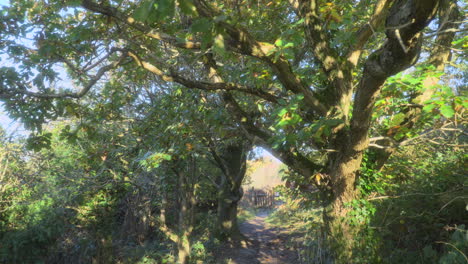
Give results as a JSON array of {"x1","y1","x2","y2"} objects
[
  {"x1": 435, "y1": 241, "x2": 468, "y2": 263},
  {"x1": 385, "y1": 19, "x2": 415, "y2": 30},
  {"x1": 394, "y1": 29, "x2": 410, "y2": 53},
  {"x1": 369, "y1": 143, "x2": 392, "y2": 149},
  {"x1": 16, "y1": 53, "x2": 126, "y2": 99},
  {"x1": 424, "y1": 28, "x2": 468, "y2": 38},
  {"x1": 438, "y1": 196, "x2": 466, "y2": 214},
  {"x1": 201, "y1": 172, "x2": 220, "y2": 189},
  {"x1": 367, "y1": 188, "x2": 463, "y2": 201}
]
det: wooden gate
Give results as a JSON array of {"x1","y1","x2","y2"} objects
[{"x1": 242, "y1": 187, "x2": 276, "y2": 208}]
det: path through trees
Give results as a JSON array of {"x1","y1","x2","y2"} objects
[{"x1": 215, "y1": 208, "x2": 300, "y2": 264}]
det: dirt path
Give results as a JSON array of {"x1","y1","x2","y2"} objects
[{"x1": 215, "y1": 209, "x2": 298, "y2": 264}]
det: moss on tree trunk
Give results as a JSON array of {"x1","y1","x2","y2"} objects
[{"x1": 214, "y1": 144, "x2": 247, "y2": 240}]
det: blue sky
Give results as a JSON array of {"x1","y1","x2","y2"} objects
[{"x1": 0, "y1": 110, "x2": 21, "y2": 134}]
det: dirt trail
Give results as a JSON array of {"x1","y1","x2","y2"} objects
[{"x1": 216, "y1": 209, "x2": 298, "y2": 264}]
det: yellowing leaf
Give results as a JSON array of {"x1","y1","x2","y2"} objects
[
  {"x1": 275, "y1": 39, "x2": 283, "y2": 46},
  {"x1": 315, "y1": 174, "x2": 321, "y2": 183},
  {"x1": 214, "y1": 34, "x2": 225, "y2": 50}
]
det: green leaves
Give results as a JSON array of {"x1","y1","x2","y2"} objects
[
  {"x1": 274, "y1": 38, "x2": 294, "y2": 49},
  {"x1": 439, "y1": 105, "x2": 455, "y2": 118},
  {"x1": 451, "y1": 35, "x2": 468, "y2": 49},
  {"x1": 422, "y1": 103, "x2": 437, "y2": 113},
  {"x1": 266, "y1": 38, "x2": 296, "y2": 61},
  {"x1": 422, "y1": 85, "x2": 465, "y2": 119},
  {"x1": 26, "y1": 133, "x2": 52, "y2": 151},
  {"x1": 190, "y1": 18, "x2": 219, "y2": 50},
  {"x1": 133, "y1": 0, "x2": 154, "y2": 21},
  {"x1": 133, "y1": 0, "x2": 175, "y2": 23},
  {"x1": 385, "y1": 65, "x2": 443, "y2": 99},
  {"x1": 274, "y1": 38, "x2": 284, "y2": 47},
  {"x1": 154, "y1": 0, "x2": 176, "y2": 20},
  {"x1": 213, "y1": 33, "x2": 227, "y2": 56},
  {"x1": 177, "y1": 0, "x2": 197, "y2": 15},
  {"x1": 274, "y1": 99, "x2": 303, "y2": 129},
  {"x1": 190, "y1": 18, "x2": 212, "y2": 33},
  {"x1": 346, "y1": 199, "x2": 376, "y2": 226},
  {"x1": 389, "y1": 113, "x2": 405, "y2": 127},
  {"x1": 308, "y1": 118, "x2": 343, "y2": 144},
  {"x1": 139, "y1": 151, "x2": 172, "y2": 170}
]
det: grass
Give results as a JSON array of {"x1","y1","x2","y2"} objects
[
  {"x1": 264, "y1": 199, "x2": 330, "y2": 264},
  {"x1": 237, "y1": 206, "x2": 257, "y2": 223}
]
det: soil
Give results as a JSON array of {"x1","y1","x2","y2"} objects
[{"x1": 215, "y1": 208, "x2": 299, "y2": 264}]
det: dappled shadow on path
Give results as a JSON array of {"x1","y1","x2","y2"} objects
[{"x1": 215, "y1": 209, "x2": 298, "y2": 264}]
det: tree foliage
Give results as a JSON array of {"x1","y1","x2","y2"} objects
[{"x1": 0, "y1": 0, "x2": 466, "y2": 263}]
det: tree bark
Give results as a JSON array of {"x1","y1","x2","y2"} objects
[
  {"x1": 214, "y1": 144, "x2": 247, "y2": 240},
  {"x1": 176, "y1": 169, "x2": 192, "y2": 264},
  {"x1": 322, "y1": 0, "x2": 441, "y2": 261},
  {"x1": 158, "y1": 167, "x2": 192, "y2": 264},
  {"x1": 171, "y1": 157, "x2": 197, "y2": 264},
  {"x1": 217, "y1": 186, "x2": 242, "y2": 239}
]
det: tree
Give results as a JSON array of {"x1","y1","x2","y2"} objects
[
  {"x1": 208, "y1": 140, "x2": 250, "y2": 239},
  {"x1": 131, "y1": 79, "x2": 252, "y2": 243},
  {"x1": 0, "y1": 0, "x2": 465, "y2": 260}
]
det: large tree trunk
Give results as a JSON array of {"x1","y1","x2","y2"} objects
[
  {"x1": 215, "y1": 144, "x2": 247, "y2": 240},
  {"x1": 323, "y1": 134, "x2": 367, "y2": 260},
  {"x1": 176, "y1": 205, "x2": 192, "y2": 264},
  {"x1": 201, "y1": 54, "x2": 249, "y2": 240},
  {"x1": 217, "y1": 186, "x2": 242, "y2": 239},
  {"x1": 321, "y1": 1, "x2": 441, "y2": 261}
]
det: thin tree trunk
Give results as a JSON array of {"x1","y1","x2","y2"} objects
[
  {"x1": 176, "y1": 173, "x2": 193, "y2": 264},
  {"x1": 176, "y1": 196, "x2": 191, "y2": 264},
  {"x1": 165, "y1": 157, "x2": 197, "y2": 264}
]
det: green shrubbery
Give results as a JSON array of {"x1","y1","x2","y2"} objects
[
  {"x1": 368, "y1": 148, "x2": 466, "y2": 263},
  {"x1": 0, "y1": 126, "x2": 229, "y2": 263},
  {"x1": 270, "y1": 144, "x2": 466, "y2": 264}
]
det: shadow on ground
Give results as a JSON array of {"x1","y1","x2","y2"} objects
[{"x1": 215, "y1": 209, "x2": 298, "y2": 264}]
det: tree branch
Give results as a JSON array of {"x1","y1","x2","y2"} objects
[
  {"x1": 205, "y1": 137, "x2": 228, "y2": 177},
  {"x1": 201, "y1": 51, "x2": 325, "y2": 182},
  {"x1": 81, "y1": 0, "x2": 201, "y2": 49},
  {"x1": 201, "y1": 172, "x2": 221, "y2": 189},
  {"x1": 346, "y1": 0, "x2": 394, "y2": 67},
  {"x1": 6, "y1": 54, "x2": 125, "y2": 99},
  {"x1": 126, "y1": 50, "x2": 280, "y2": 103},
  {"x1": 222, "y1": 92, "x2": 324, "y2": 180},
  {"x1": 82, "y1": 0, "x2": 326, "y2": 114},
  {"x1": 296, "y1": 0, "x2": 355, "y2": 117},
  {"x1": 435, "y1": 241, "x2": 468, "y2": 262},
  {"x1": 297, "y1": 0, "x2": 341, "y2": 73},
  {"x1": 350, "y1": 0, "x2": 440, "y2": 154},
  {"x1": 192, "y1": 0, "x2": 327, "y2": 115}
]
